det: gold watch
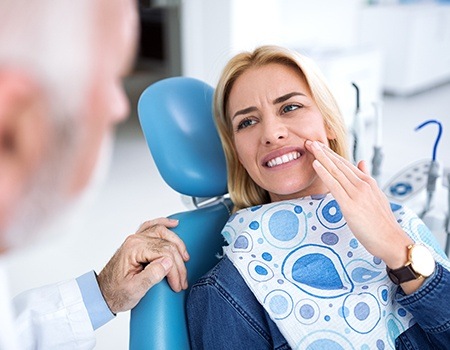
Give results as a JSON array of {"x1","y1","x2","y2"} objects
[{"x1": 386, "y1": 243, "x2": 435, "y2": 285}]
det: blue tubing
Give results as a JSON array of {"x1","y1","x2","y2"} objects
[{"x1": 415, "y1": 119, "x2": 443, "y2": 161}]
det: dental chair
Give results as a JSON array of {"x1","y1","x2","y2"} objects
[{"x1": 129, "y1": 77, "x2": 232, "y2": 350}]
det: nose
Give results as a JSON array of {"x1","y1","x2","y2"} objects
[
  {"x1": 112, "y1": 85, "x2": 130, "y2": 123},
  {"x1": 108, "y1": 82, "x2": 130, "y2": 123},
  {"x1": 261, "y1": 116, "x2": 288, "y2": 145}
]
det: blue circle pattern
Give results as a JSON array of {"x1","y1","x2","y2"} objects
[
  {"x1": 234, "y1": 235, "x2": 248, "y2": 249},
  {"x1": 268, "y1": 210, "x2": 299, "y2": 241},
  {"x1": 255, "y1": 265, "x2": 268, "y2": 275},
  {"x1": 300, "y1": 304, "x2": 314, "y2": 319},
  {"x1": 249, "y1": 221, "x2": 259, "y2": 230},
  {"x1": 317, "y1": 197, "x2": 347, "y2": 230},
  {"x1": 322, "y1": 200, "x2": 343, "y2": 223},
  {"x1": 260, "y1": 203, "x2": 308, "y2": 249},
  {"x1": 321, "y1": 232, "x2": 339, "y2": 245},
  {"x1": 262, "y1": 252, "x2": 272, "y2": 261},
  {"x1": 223, "y1": 194, "x2": 425, "y2": 349}
]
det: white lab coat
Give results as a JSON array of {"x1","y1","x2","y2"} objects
[
  {"x1": 0, "y1": 265, "x2": 20, "y2": 350},
  {"x1": 0, "y1": 264, "x2": 96, "y2": 350}
]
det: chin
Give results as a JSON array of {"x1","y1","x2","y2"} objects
[{"x1": 268, "y1": 179, "x2": 324, "y2": 202}]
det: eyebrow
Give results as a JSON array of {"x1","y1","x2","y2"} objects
[
  {"x1": 273, "y1": 92, "x2": 306, "y2": 104},
  {"x1": 232, "y1": 106, "x2": 258, "y2": 120},
  {"x1": 232, "y1": 91, "x2": 306, "y2": 120}
]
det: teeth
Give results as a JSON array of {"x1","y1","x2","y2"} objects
[{"x1": 267, "y1": 151, "x2": 300, "y2": 168}]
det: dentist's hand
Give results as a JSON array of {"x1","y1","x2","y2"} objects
[
  {"x1": 305, "y1": 140, "x2": 413, "y2": 269},
  {"x1": 97, "y1": 217, "x2": 189, "y2": 314}
]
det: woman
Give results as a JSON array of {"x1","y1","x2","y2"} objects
[{"x1": 186, "y1": 46, "x2": 450, "y2": 349}]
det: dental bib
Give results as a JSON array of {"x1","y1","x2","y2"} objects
[{"x1": 223, "y1": 193, "x2": 449, "y2": 349}]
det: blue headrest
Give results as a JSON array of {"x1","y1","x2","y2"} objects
[{"x1": 138, "y1": 77, "x2": 228, "y2": 198}]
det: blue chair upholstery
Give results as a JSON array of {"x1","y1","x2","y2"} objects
[{"x1": 129, "y1": 77, "x2": 231, "y2": 349}]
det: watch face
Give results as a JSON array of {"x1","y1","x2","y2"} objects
[{"x1": 410, "y1": 244, "x2": 435, "y2": 277}]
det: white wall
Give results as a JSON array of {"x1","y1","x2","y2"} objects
[
  {"x1": 275, "y1": 0, "x2": 361, "y2": 50},
  {"x1": 180, "y1": 0, "x2": 383, "y2": 137},
  {"x1": 358, "y1": 4, "x2": 450, "y2": 96},
  {"x1": 181, "y1": 0, "x2": 363, "y2": 87}
]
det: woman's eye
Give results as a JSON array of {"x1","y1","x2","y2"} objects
[
  {"x1": 282, "y1": 104, "x2": 301, "y2": 114},
  {"x1": 237, "y1": 118, "x2": 256, "y2": 130}
]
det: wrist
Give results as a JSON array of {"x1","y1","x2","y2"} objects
[
  {"x1": 386, "y1": 243, "x2": 435, "y2": 291},
  {"x1": 379, "y1": 229, "x2": 414, "y2": 269},
  {"x1": 96, "y1": 269, "x2": 117, "y2": 315}
]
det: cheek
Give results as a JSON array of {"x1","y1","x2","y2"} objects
[
  {"x1": 299, "y1": 124, "x2": 330, "y2": 144},
  {"x1": 83, "y1": 80, "x2": 127, "y2": 151},
  {"x1": 66, "y1": 123, "x2": 112, "y2": 197},
  {"x1": 65, "y1": 84, "x2": 118, "y2": 197},
  {"x1": 234, "y1": 136, "x2": 254, "y2": 169}
]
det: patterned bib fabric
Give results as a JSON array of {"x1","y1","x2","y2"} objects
[{"x1": 222, "y1": 193, "x2": 449, "y2": 350}]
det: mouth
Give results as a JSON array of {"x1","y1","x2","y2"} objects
[{"x1": 266, "y1": 151, "x2": 301, "y2": 168}]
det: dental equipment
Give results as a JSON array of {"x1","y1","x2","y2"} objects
[
  {"x1": 415, "y1": 119, "x2": 443, "y2": 218},
  {"x1": 445, "y1": 172, "x2": 450, "y2": 257},
  {"x1": 371, "y1": 101, "x2": 384, "y2": 182},
  {"x1": 351, "y1": 82, "x2": 365, "y2": 164}
]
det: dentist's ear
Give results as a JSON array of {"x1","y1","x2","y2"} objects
[{"x1": 0, "y1": 69, "x2": 49, "y2": 231}]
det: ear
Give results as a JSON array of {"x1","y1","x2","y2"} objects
[{"x1": 0, "y1": 70, "x2": 49, "y2": 233}]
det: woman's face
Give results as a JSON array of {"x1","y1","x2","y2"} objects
[{"x1": 228, "y1": 63, "x2": 334, "y2": 202}]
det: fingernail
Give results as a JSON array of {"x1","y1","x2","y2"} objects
[
  {"x1": 305, "y1": 140, "x2": 312, "y2": 147},
  {"x1": 161, "y1": 257, "x2": 173, "y2": 271}
]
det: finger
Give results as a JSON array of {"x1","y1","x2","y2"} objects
[
  {"x1": 318, "y1": 143, "x2": 367, "y2": 179},
  {"x1": 322, "y1": 145, "x2": 388, "y2": 204},
  {"x1": 312, "y1": 159, "x2": 349, "y2": 202},
  {"x1": 357, "y1": 160, "x2": 370, "y2": 175},
  {"x1": 137, "y1": 217, "x2": 179, "y2": 233},
  {"x1": 165, "y1": 266, "x2": 187, "y2": 292},
  {"x1": 162, "y1": 241, "x2": 188, "y2": 291},
  {"x1": 308, "y1": 141, "x2": 374, "y2": 197},
  {"x1": 140, "y1": 256, "x2": 173, "y2": 291},
  {"x1": 139, "y1": 238, "x2": 188, "y2": 291},
  {"x1": 321, "y1": 146, "x2": 393, "y2": 214},
  {"x1": 139, "y1": 245, "x2": 188, "y2": 292},
  {"x1": 138, "y1": 221, "x2": 190, "y2": 262},
  {"x1": 319, "y1": 144, "x2": 370, "y2": 190},
  {"x1": 306, "y1": 141, "x2": 354, "y2": 195}
]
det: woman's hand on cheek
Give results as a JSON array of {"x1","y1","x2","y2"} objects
[{"x1": 304, "y1": 140, "x2": 413, "y2": 263}]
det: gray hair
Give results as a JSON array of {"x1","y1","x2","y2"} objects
[
  {"x1": 0, "y1": 0, "x2": 96, "y2": 119},
  {"x1": 0, "y1": 0, "x2": 101, "y2": 248}
]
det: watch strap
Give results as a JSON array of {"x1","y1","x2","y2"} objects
[{"x1": 386, "y1": 264, "x2": 419, "y2": 285}]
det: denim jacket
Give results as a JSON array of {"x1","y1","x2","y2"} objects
[{"x1": 187, "y1": 256, "x2": 450, "y2": 350}]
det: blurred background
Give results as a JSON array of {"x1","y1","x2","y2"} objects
[{"x1": 3, "y1": 0, "x2": 450, "y2": 348}]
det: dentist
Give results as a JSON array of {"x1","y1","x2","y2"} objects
[{"x1": 0, "y1": 0, "x2": 188, "y2": 348}]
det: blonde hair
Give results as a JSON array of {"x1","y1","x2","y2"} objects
[{"x1": 214, "y1": 45, "x2": 348, "y2": 211}]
